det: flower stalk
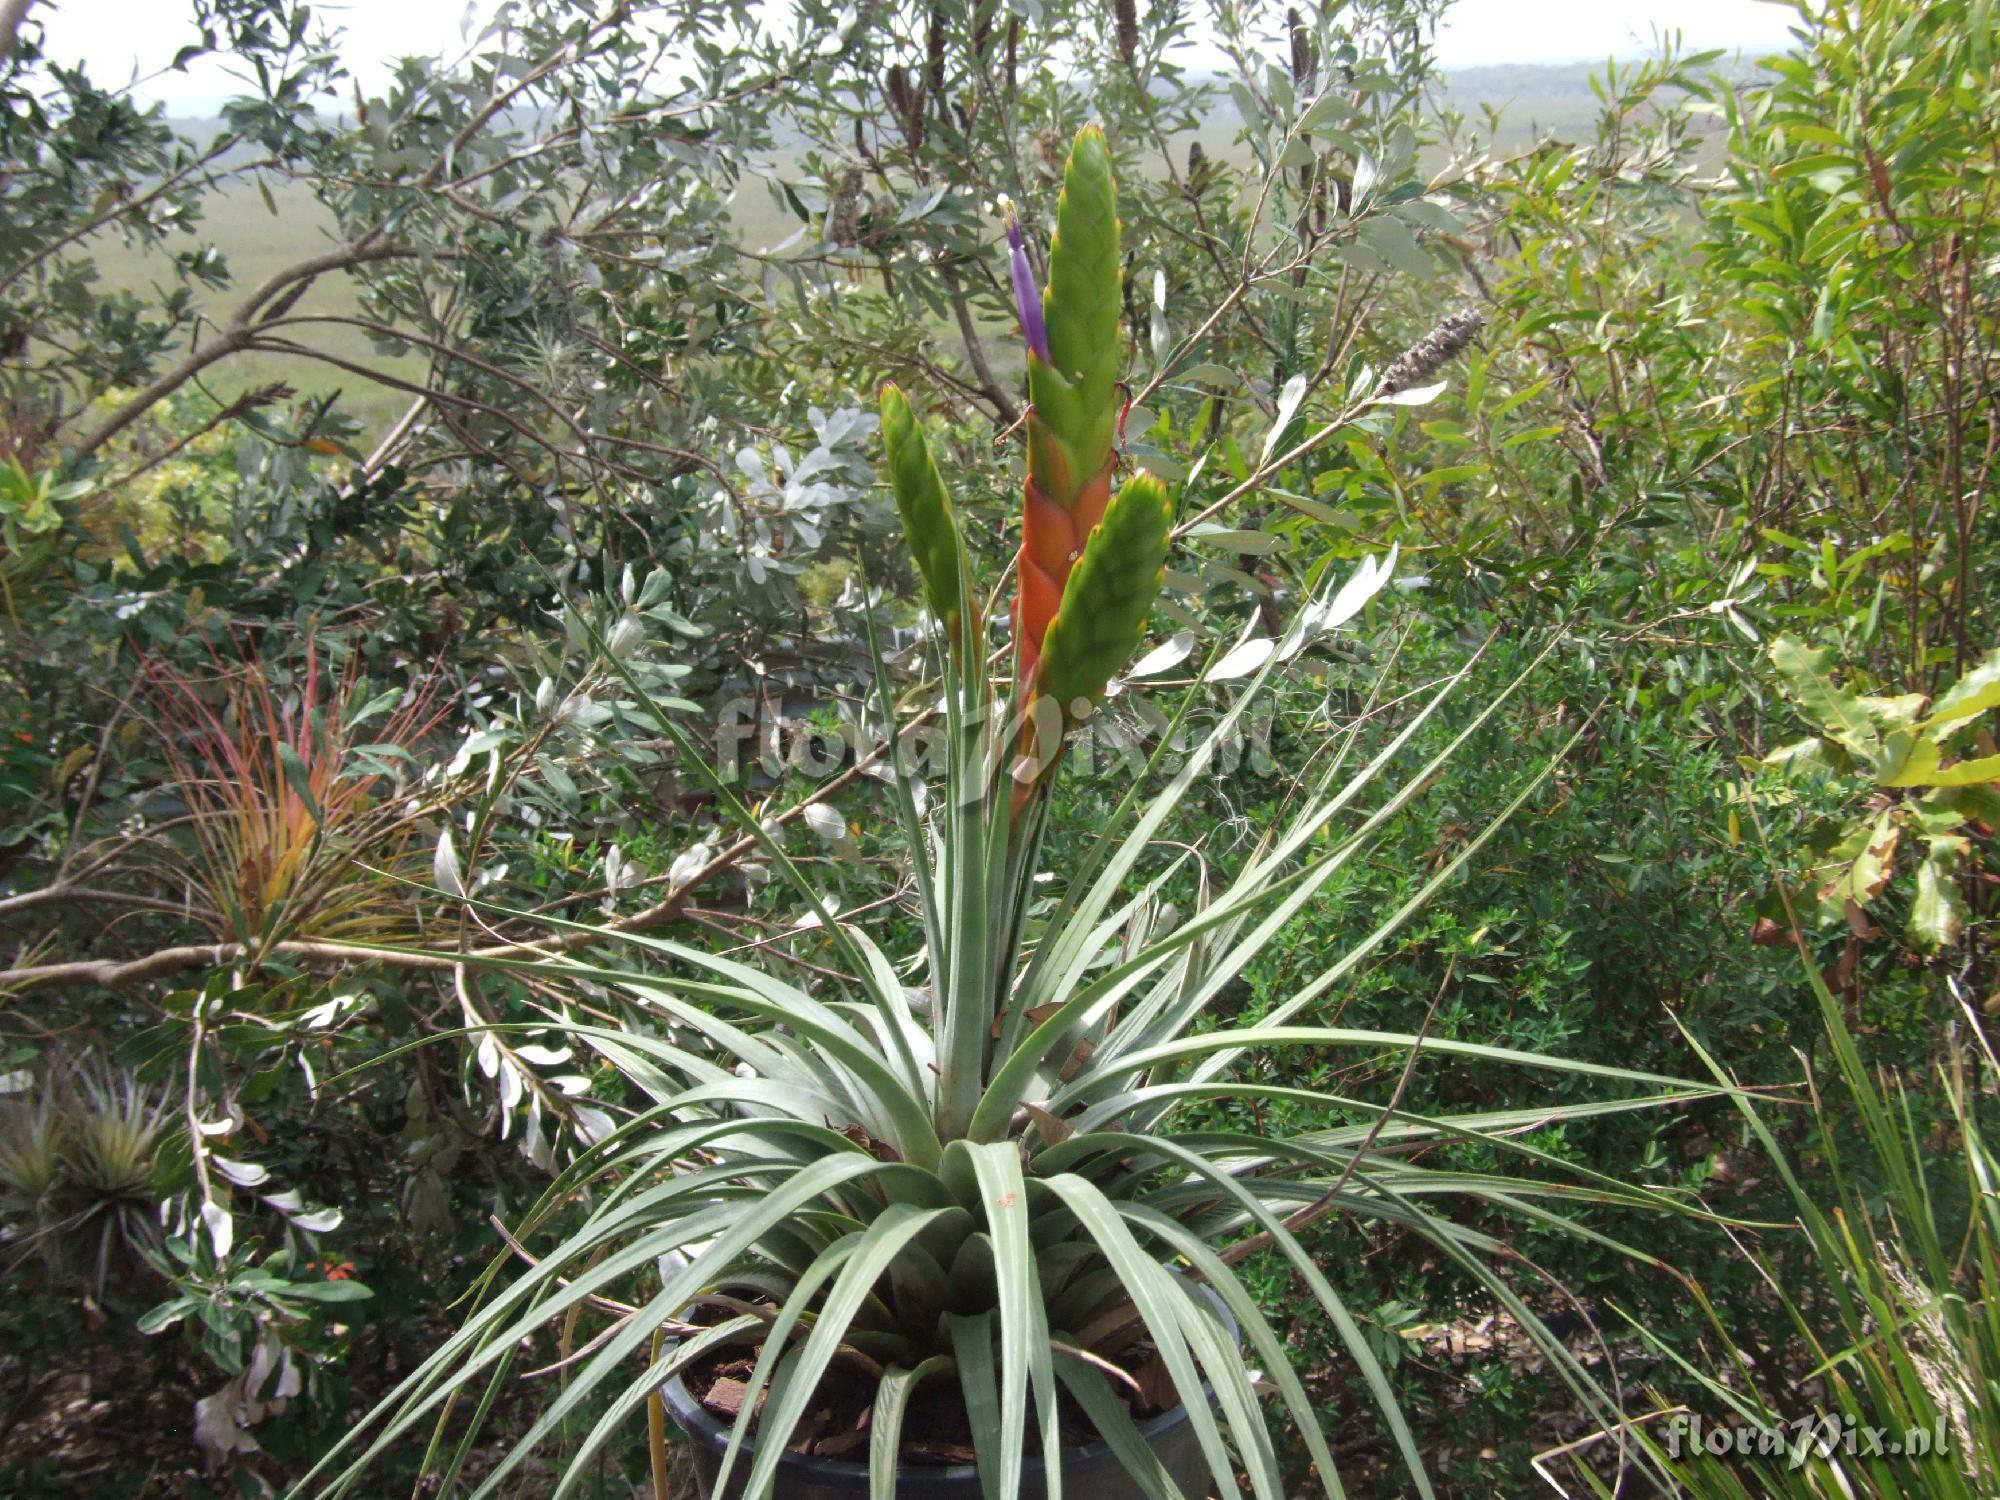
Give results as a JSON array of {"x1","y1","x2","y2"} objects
[{"x1": 883, "y1": 126, "x2": 1171, "y2": 821}]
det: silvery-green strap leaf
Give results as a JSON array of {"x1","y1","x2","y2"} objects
[
  {"x1": 870, "y1": 1355, "x2": 956, "y2": 1500},
  {"x1": 711, "y1": 1237, "x2": 861, "y2": 1498},
  {"x1": 965, "y1": 1141, "x2": 1063, "y2": 1500},
  {"x1": 1041, "y1": 1174, "x2": 1243, "y2": 1500},
  {"x1": 549, "y1": 1316, "x2": 763, "y2": 1499},
  {"x1": 947, "y1": 1311, "x2": 1003, "y2": 1500},
  {"x1": 306, "y1": 1156, "x2": 889, "y2": 1496},
  {"x1": 844, "y1": 924, "x2": 931, "y2": 1103},
  {"x1": 1052, "y1": 1354, "x2": 1190, "y2": 1500},
  {"x1": 1058, "y1": 1025, "x2": 1703, "y2": 1109},
  {"x1": 1012, "y1": 634, "x2": 1283, "y2": 1024},
  {"x1": 1121, "y1": 1208, "x2": 1344, "y2": 1500},
  {"x1": 1171, "y1": 1270, "x2": 1283, "y2": 1500},
  {"x1": 570, "y1": 965, "x2": 939, "y2": 1167},
  {"x1": 1121, "y1": 1135, "x2": 1432, "y2": 1499},
  {"x1": 739, "y1": 1204, "x2": 954, "y2": 1499},
  {"x1": 1178, "y1": 718, "x2": 1587, "y2": 1095}
]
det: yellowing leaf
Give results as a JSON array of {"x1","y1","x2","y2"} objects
[
  {"x1": 1879, "y1": 740, "x2": 2000, "y2": 789},
  {"x1": 1910, "y1": 836, "x2": 1970, "y2": 950}
]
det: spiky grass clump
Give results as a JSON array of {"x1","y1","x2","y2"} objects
[
  {"x1": 0, "y1": 1090, "x2": 64, "y2": 1209},
  {"x1": 63, "y1": 1061, "x2": 167, "y2": 1200},
  {"x1": 0, "y1": 1060, "x2": 168, "y2": 1298},
  {"x1": 145, "y1": 638, "x2": 449, "y2": 949}
]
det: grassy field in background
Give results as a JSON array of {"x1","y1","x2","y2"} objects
[
  {"x1": 88, "y1": 178, "x2": 424, "y2": 434},
  {"x1": 83, "y1": 59, "x2": 1702, "y2": 441}
]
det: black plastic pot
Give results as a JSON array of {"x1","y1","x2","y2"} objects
[
  {"x1": 664, "y1": 1376, "x2": 1208, "y2": 1500},
  {"x1": 660, "y1": 1368, "x2": 1212, "y2": 1500},
  {"x1": 660, "y1": 1292, "x2": 1234, "y2": 1500}
]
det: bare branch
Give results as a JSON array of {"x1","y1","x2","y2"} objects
[
  {"x1": 0, "y1": 0, "x2": 36, "y2": 64},
  {"x1": 61, "y1": 241, "x2": 420, "y2": 459}
]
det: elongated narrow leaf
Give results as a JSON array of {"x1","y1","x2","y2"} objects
[
  {"x1": 738, "y1": 1206, "x2": 951, "y2": 1499},
  {"x1": 871, "y1": 1356, "x2": 956, "y2": 1500},
  {"x1": 948, "y1": 1312, "x2": 1003, "y2": 1500},
  {"x1": 1042, "y1": 1174, "x2": 1243, "y2": 1500},
  {"x1": 966, "y1": 1142, "x2": 1062, "y2": 1500}
]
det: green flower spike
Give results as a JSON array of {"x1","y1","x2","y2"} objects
[
  {"x1": 880, "y1": 382, "x2": 975, "y2": 657},
  {"x1": 1007, "y1": 126, "x2": 1172, "y2": 807},
  {"x1": 1032, "y1": 470, "x2": 1173, "y2": 723},
  {"x1": 1015, "y1": 124, "x2": 1131, "y2": 688}
]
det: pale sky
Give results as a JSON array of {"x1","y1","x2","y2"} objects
[{"x1": 33, "y1": 0, "x2": 1802, "y2": 112}]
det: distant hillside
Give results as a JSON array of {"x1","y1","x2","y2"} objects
[{"x1": 1433, "y1": 53, "x2": 1764, "y2": 152}]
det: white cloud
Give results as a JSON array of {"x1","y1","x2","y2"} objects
[
  {"x1": 1434, "y1": 0, "x2": 1798, "y2": 68},
  {"x1": 33, "y1": 0, "x2": 492, "y2": 110}
]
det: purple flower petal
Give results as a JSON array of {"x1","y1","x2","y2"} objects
[{"x1": 1007, "y1": 218, "x2": 1051, "y2": 364}]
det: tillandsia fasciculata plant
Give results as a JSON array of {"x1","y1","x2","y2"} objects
[{"x1": 295, "y1": 127, "x2": 1719, "y2": 1500}]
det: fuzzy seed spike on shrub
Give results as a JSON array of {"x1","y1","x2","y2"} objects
[
  {"x1": 880, "y1": 383, "x2": 975, "y2": 655},
  {"x1": 1375, "y1": 308, "x2": 1484, "y2": 398}
]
